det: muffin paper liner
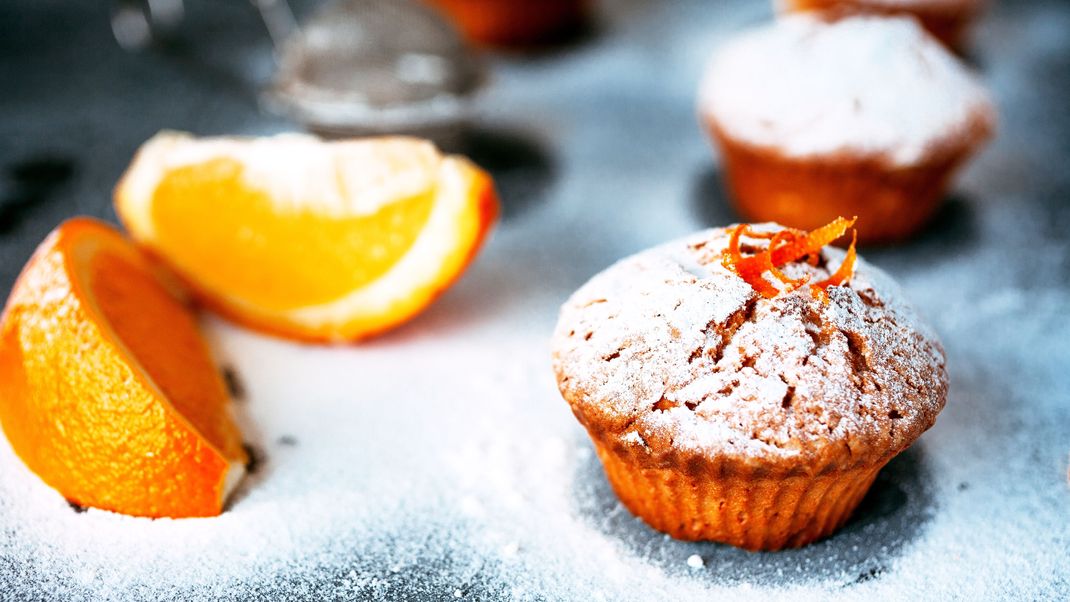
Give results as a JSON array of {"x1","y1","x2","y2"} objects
[
  {"x1": 594, "y1": 441, "x2": 887, "y2": 551},
  {"x1": 709, "y1": 124, "x2": 975, "y2": 243}
]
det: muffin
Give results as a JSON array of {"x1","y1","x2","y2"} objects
[
  {"x1": 424, "y1": 0, "x2": 589, "y2": 47},
  {"x1": 775, "y1": 0, "x2": 986, "y2": 50},
  {"x1": 698, "y1": 14, "x2": 995, "y2": 243},
  {"x1": 552, "y1": 220, "x2": 948, "y2": 550}
]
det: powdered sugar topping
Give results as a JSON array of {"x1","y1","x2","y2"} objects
[
  {"x1": 699, "y1": 14, "x2": 994, "y2": 165},
  {"x1": 553, "y1": 226, "x2": 947, "y2": 467}
]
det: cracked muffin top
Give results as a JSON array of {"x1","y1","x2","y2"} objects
[{"x1": 552, "y1": 224, "x2": 947, "y2": 475}]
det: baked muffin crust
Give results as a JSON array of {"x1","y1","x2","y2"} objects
[{"x1": 553, "y1": 225, "x2": 947, "y2": 476}]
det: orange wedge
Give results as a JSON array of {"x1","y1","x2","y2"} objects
[
  {"x1": 0, "y1": 218, "x2": 247, "y2": 518},
  {"x1": 114, "y1": 132, "x2": 499, "y2": 342}
]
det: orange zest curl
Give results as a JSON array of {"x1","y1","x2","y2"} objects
[
  {"x1": 721, "y1": 224, "x2": 777, "y2": 297},
  {"x1": 720, "y1": 217, "x2": 859, "y2": 303},
  {"x1": 810, "y1": 229, "x2": 857, "y2": 304},
  {"x1": 769, "y1": 216, "x2": 856, "y2": 266},
  {"x1": 766, "y1": 229, "x2": 810, "y2": 293}
]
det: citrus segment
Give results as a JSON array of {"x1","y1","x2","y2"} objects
[
  {"x1": 0, "y1": 218, "x2": 246, "y2": 518},
  {"x1": 115, "y1": 132, "x2": 499, "y2": 342},
  {"x1": 150, "y1": 158, "x2": 436, "y2": 311}
]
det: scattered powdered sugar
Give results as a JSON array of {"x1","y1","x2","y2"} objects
[
  {"x1": 552, "y1": 225, "x2": 947, "y2": 466},
  {"x1": 2, "y1": 320, "x2": 864, "y2": 601},
  {"x1": 4, "y1": 204, "x2": 1059, "y2": 600},
  {"x1": 699, "y1": 14, "x2": 994, "y2": 165}
]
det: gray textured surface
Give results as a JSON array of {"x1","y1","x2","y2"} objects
[{"x1": 1, "y1": 0, "x2": 1068, "y2": 600}]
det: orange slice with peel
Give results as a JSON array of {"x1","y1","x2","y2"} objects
[
  {"x1": 0, "y1": 218, "x2": 247, "y2": 518},
  {"x1": 115, "y1": 132, "x2": 498, "y2": 342}
]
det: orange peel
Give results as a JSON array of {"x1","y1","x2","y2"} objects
[
  {"x1": 811, "y1": 229, "x2": 858, "y2": 303},
  {"x1": 0, "y1": 218, "x2": 246, "y2": 518},
  {"x1": 720, "y1": 217, "x2": 858, "y2": 301}
]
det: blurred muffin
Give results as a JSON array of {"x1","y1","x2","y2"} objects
[
  {"x1": 698, "y1": 14, "x2": 995, "y2": 243},
  {"x1": 775, "y1": 0, "x2": 986, "y2": 49},
  {"x1": 552, "y1": 221, "x2": 948, "y2": 550},
  {"x1": 425, "y1": 0, "x2": 589, "y2": 47}
]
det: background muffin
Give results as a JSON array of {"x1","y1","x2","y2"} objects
[
  {"x1": 425, "y1": 0, "x2": 590, "y2": 46},
  {"x1": 552, "y1": 223, "x2": 948, "y2": 550},
  {"x1": 775, "y1": 0, "x2": 987, "y2": 49},
  {"x1": 698, "y1": 14, "x2": 995, "y2": 243}
]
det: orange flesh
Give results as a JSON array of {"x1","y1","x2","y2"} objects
[
  {"x1": 721, "y1": 217, "x2": 858, "y2": 300},
  {"x1": 150, "y1": 158, "x2": 436, "y2": 311},
  {"x1": 88, "y1": 246, "x2": 243, "y2": 461}
]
